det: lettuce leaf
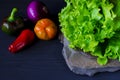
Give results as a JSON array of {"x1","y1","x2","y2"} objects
[{"x1": 59, "y1": 0, "x2": 120, "y2": 65}]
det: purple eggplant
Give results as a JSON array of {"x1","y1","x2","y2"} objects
[{"x1": 27, "y1": 0, "x2": 48, "y2": 23}]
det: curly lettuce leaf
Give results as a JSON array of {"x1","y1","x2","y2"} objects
[{"x1": 59, "y1": 0, "x2": 120, "y2": 65}]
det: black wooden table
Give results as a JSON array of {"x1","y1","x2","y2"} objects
[{"x1": 0, "y1": 0, "x2": 120, "y2": 80}]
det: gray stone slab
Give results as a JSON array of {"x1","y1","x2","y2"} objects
[{"x1": 60, "y1": 35, "x2": 120, "y2": 76}]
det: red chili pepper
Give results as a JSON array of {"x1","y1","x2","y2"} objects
[{"x1": 8, "y1": 29, "x2": 35, "y2": 53}]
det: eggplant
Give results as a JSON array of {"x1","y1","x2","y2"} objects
[{"x1": 27, "y1": 0, "x2": 48, "y2": 23}]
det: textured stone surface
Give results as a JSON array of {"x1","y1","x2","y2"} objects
[{"x1": 60, "y1": 35, "x2": 120, "y2": 76}]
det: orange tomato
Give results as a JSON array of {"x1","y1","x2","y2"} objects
[{"x1": 34, "y1": 18, "x2": 57, "y2": 40}]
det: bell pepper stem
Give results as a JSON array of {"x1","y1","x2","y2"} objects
[{"x1": 8, "y1": 8, "x2": 18, "y2": 22}]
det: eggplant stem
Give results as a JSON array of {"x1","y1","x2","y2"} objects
[{"x1": 8, "y1": 8, "x2": 18, "y2": 22}]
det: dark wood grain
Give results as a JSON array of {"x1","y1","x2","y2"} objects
[{"x1": 0, "y1": 0, "x2": 120, "y2": 80}]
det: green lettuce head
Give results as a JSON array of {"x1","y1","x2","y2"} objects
[{"x1": 59, "y1": 0, "x2": 120, "y2": 65}]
